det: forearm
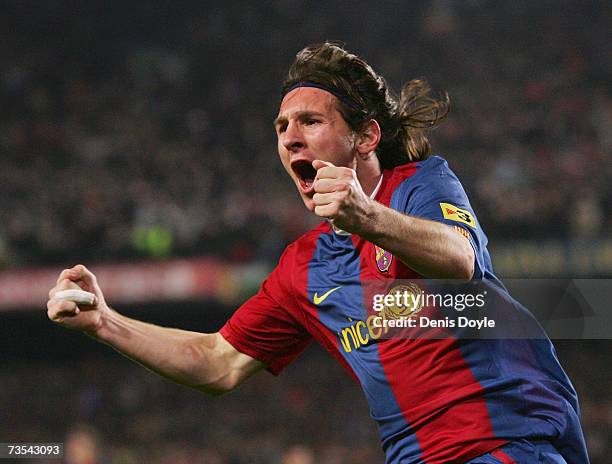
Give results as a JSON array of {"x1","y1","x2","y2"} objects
[
  {"x1": 47, "y1": 265, "x2": 265, "y2": 395},
  {"x1": 90, "y1": 309, "x2": 238, "y2": 394},
  {"x1": 357, "y1": 202, "x2": 475, "y2": 279}
]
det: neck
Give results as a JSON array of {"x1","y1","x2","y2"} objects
[{"x1": 355, "y1": 153, "x2": 382, "y2": 196}]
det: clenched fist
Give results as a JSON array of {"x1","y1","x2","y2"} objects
[
  {"x1": 311, "y1": 159, "x2": 375, "y2": 234},
  {"x1": 47, "y1": 264, "x2": 109, "y2": 335}
]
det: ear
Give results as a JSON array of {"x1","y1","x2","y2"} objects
[{"x1": 355, "y1": 119, "x2": 381, "y2": 158}]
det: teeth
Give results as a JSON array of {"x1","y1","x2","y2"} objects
[
  {"x1": 292, "y1": 160, "x2": 317, "y2": 192},
  {"x1": 299, "y1": 178, "x2": 313, "y2": 190}
]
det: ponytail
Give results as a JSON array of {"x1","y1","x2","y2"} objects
[{"x1": 397, "y1": 79, "x2": 450, "y2": 162}]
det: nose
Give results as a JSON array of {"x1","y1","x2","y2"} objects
[{"x1": 281, "y1": 120, "x2": 305, "y2": 152}]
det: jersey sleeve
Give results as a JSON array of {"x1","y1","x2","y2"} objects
[
  {"x1": 390, "y1": 157, "x2": 489, "y2": 278},
  {"x1": 220, "y1": 244, "x2": 311, "y2": 375}
]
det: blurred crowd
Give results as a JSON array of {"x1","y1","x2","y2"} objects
[
  {"x1": 2, "y1": 348, "x2": 382, "y2": 464},
  {"x1": 1, "y1": 341, "x2": 609, "y2": 464},
  {"x1": 1, "y1": 0, "x2": 610, "y2": 268}
]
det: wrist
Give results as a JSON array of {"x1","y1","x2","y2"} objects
[
  {"x1": 355, "y1": 198, "x2": 383, "y2": 241},
  {"x1": 86, "y1": 306, "x2": 114, "y2": 340}
]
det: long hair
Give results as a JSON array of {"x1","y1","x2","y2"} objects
[{"x1": 281, "y1": 42, "x2": 450, "y2": 169}]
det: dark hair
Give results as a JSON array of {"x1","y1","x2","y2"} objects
[{"x1": 281, "y1": 42, "x2": 450, "y2": 169}]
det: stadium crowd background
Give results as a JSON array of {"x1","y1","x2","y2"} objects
[
  {"x1": 1, "y1": 0, "x2": 610, "y2": 267},
  {"x1": 0, "y1": 1, "x2": 610, "y2": 463}
]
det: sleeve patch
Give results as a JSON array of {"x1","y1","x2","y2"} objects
[{"x1": 440, "y1": 202, "x2": 477, "y2": 228}]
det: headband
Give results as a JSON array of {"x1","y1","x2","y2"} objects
[{"x1": 283, "y1": 81, "x2": 362, "y2": 110}]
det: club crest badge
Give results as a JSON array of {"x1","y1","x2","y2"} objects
[{"x1": 375, "y1": 245, "x2": 393, "y2": 273}]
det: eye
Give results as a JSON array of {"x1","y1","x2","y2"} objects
[
  {"x1": 276, "y1": 123, "x2": 287, "y2": 134},
  {"x1": 305, "y1": 119, "x2": 320, "y2": 126}
]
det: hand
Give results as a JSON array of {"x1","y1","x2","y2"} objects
[
  {"x1": 311, "y1": 160, "x2": 375, "y2": 234},
  {"x1": 47, "y1": 264, "x2": 109, "y2": 335}
]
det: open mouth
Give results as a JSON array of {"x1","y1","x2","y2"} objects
[{"x1": 291, "y1": 159, "x2": 317, "y2": 192}]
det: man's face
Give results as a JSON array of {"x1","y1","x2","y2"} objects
[{"x1": 275, "y1": 87, "x2": 357, "y2": 211}]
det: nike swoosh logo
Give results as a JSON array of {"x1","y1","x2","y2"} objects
[{"x1": 313, "y1": 286, "x2": 341, "y2": 305}]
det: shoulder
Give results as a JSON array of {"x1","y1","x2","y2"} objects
[
  {"x1": 408, "y1": 155, "x2": 458, "y2": 184},
  {"x1": 412, "y1": 155, "x2": 465, "y2": 193},
  {"x1": 385, "y1": 155, "x2": 467, "y2": 210},
  {"x1": 264, "y1": 222, "x2": 330, "y2": 304},
  {"x1": 278, "y1": 221, "x2": 331, "y2": 264},
  {"x1": 383, "y1": 155, "x2": 459, "y2": 195},
  {"x1": 294, "y1": 221, "x2": 331, "y2": 243}
]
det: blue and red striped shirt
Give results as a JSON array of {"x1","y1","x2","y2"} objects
[{"x1": 220, "y1": 156, "x2": 588, "y2": 463}]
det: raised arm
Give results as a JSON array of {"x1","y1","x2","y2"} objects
[
  {"x1": 311, "y1": 160, "x2": 475, "y2": 279},
  {"x1": 356, "y1": 205, "x2": 474, "y2": 279},
  {"x1": 47, "y1": 265, "x2": 265, "y2": 395}
]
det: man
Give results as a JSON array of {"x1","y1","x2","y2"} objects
[{"x1": 48, "y1": 43, "x2": 589, "y2": 463}]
